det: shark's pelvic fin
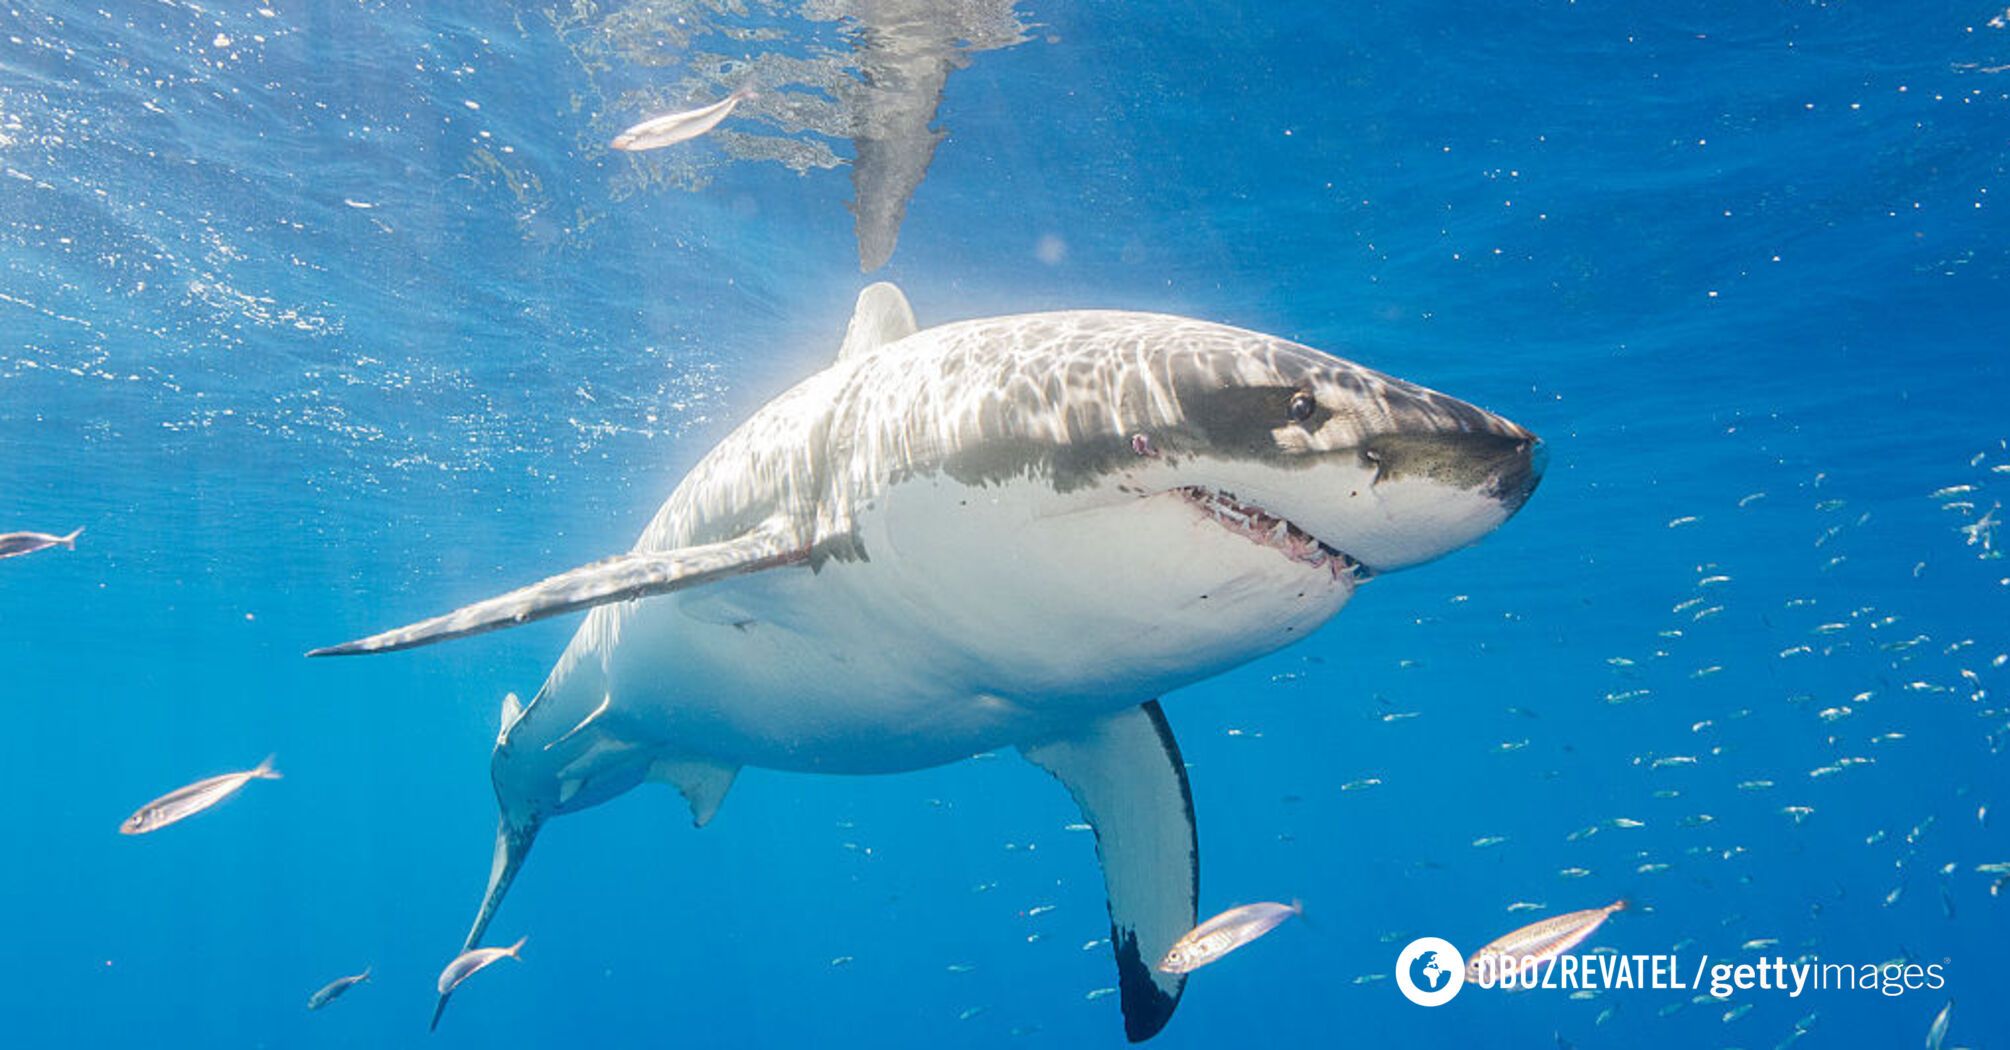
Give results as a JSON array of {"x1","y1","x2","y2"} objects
[
  {"x1": 431, "y1": 815, "x2": 539, "y2": 1032},
  {"x1": 309, "y1": 525, "x2": 808, "y2": 657},
  {"x1": 1022, "y1": 700, "x2": 1196, "y2": 1042},
  {"x1": 498, "y1": 692, "x2": 524, "y2": 746},
  {"x1": 836, "y1": 282, "x2": 918, "y2": 361},
  {"x1": 649, "y1": 758, "x2": 740, "y2": 827}
]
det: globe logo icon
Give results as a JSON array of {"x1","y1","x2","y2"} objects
[
  {"x1": 1395, "y1": 936, "x2": 1466, "y2": 1007},
  {"x1": 1409, "y1": 950, "x2": 1451, "y2": 993}
]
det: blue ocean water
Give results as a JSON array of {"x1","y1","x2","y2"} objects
[{"x1": 1, "y1": 1, "x2": 2005, "y2": 1047}]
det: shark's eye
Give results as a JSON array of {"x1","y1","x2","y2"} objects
[{"x1": 1288, "y1": 391, "x2": 1316, "y2": 423}]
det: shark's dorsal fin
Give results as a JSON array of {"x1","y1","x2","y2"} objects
[
  {"x1": 650, "y1": 758, "x2": 740, "y2": 827},
  {"x1": 1022, "y1": 701, "x2": 1196, "y2": 1042},
  {"x1": 308, "y1": 523, "x2": 808, "y2": 657},
  {"x1": 837, "y1": 282, "x2": 917, "y2": 361}
]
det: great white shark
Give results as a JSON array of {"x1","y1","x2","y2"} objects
[{"x1": 311, "y1": 284, "x2": 1544, "y2": 1039}]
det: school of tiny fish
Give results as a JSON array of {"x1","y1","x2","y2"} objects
[
  {"x1": 1421, "y1": 447, "x2": 2006, "y2": 1044},
  {"x1": 1237, "y1": 447, "x2": 2004, "y2": 1044}
]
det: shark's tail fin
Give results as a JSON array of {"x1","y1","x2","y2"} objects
[
  {"x1": 58, "y1": 527, "x2": 82, "y2": 550},
  {"x1": 430, "y1": 815, "x2": 539, "y2": 1032}
]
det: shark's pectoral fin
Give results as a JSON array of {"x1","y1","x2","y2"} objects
[
  {"x1": 1022, "y1": 701, "x2": 1196, "y2": 1042},
  {"x1": 432, "y1": 814, "x2": 539, "y2": 1031},
  {"x1": 649, "y1": 757, "x2": 739, "y2": 827},
  {"x1": 309, "y1": 524, "x2": 808, "y2": 657}
]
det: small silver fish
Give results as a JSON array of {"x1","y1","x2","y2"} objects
[
  {"x1": 0, "y1": 527, "x2": 82, "y2": 560},
  {"x1": 610, "y1": 86, "x2": 755, "y2": 152},
  {"x1": 121, "y1": 756, "x2": 281, "y2": 834},
  {"x1": 1926, "y1": 997, "x2": 1952, "y2": 1050},
  {"x1": 307, "y1": 967, "x2": 371, "y2": 1010},
  {"x1": 1466, "y1": 900, "x2": 1626, "y2": 982},
  {"x1": 1156, "y1": 901, "x2": 1301, "y2": 974},
  {"x1": 437, "y1": 936, "x2": 526, "y2": 995}
]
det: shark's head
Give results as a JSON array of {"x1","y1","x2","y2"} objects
[
  {"x1": 1125, "y1": 323, "x2": 1544, "y2": 577},
  {"x1": 840, "y1": 308, "x2": 1546, "y2": 703},
  {"x1": 922, "y1": 312, "x2": 1544, "y2": 584}
]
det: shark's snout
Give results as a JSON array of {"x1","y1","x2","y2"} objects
[
  {"x1": 1286, "y1": 398, "x2": 1543, "y2": 574},
  {"x1": 1458, "y1": 403, "x2": 1544, "y2": 519},
  {"x1": 1495, "y1": 436, "x2": 1546, "y2": 517},
  {"x1": 1360, "y1": 422, "x2": 1542, "y2": 506},
  {"x1": 1411, "y1": 423, "x2": 1544, "y2": 519}
]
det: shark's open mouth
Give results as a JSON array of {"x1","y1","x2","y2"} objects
[{"x1": 1175, "y1": 486, "x2": 1369, "y2": 581}]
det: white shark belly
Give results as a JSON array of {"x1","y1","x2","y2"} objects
[
  {"x1": 585, "y1": 475, "x2": 1354, "y2": 774},
  {"x1": 612, "y1": 578, "x2": 1041, "y2": 773}
]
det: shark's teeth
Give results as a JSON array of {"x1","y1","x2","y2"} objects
[{"x1": 1173, "y1": 487, "x2": 1367, "y2": 581}]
